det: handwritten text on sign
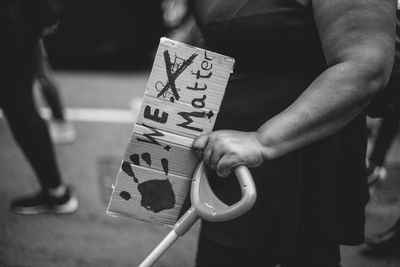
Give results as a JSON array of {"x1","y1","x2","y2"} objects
[{"x1": 107, "y1": 37, "x2": 235, "y2": 226}]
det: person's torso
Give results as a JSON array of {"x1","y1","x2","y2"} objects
[{"x1": 193, "y1": 0, "x2": 326, "y2": 74}]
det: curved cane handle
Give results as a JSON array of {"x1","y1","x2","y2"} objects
[{"x1": 190, "y1": 161, "x2": 257, "y2": 222}]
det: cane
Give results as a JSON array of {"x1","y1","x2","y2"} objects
[{"x1": 138, "y1": 161, "x2": 257, "y2": 267}]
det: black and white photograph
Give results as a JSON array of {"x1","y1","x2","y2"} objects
[{"x1": 1, "y1": 0, "x2": 400, "y2": 266}]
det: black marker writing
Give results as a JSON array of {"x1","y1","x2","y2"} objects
[
  {"x1": 161, "y1": 158, "x2": 169, "y2": 176},
  {"x1": 201, "y1": 60, "x2": 213, "y2": 71},
  {"x1": 144, "y1": 105, "x2": 168, "y2": 124},
  {"x1": 204, "y1": 51, "x2": 212, "y2": 61},
  {"x1": 119, "y1": 191, "x2": 131, "y2": 201},
  {"x1": 177, "y1": 111, "x2": 210, "y2": 132},
  {"x1": 138, "y1": 179, "x2": 175, "y2": 213},
  {"x1": 136, "y1": 123, "x2": 163, "y2": 146},
  {"x1": 186, "y1": 82, "x2": 207, "y2": 91},
  {"x1": 141, "y1": 152, "x2": 151, "y2": 166},
  {"x1": 122, "y1": 161, "x2": 138, "y2": 183},
  {"x1": 157, "y1": 50, "x2": 198, "y2": 102},
  {"x1": 192, "y1": 95, "x2": 207, "y2": 108},
  {"x1": 130, "y1": 154, "x2": 140, "y2": 166},
  {"x1": 191, "y1": 70, "x2": 212, "y2": 79}
]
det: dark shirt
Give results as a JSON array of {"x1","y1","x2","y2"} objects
[
  {"x1": 193, "y1": 0, "x2": 326, "y2": 75},
  {"x1": 191, "y1": 0, "x2": 368, "y2": 261}
]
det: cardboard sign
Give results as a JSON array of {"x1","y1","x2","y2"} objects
[{"x1": 107, "y1": 37, "x2": 235, "y2": 226}]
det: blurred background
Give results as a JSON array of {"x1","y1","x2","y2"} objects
[
  {"x1": 45, "y1": 1, "x2": 167, "y2": 70},
  {"x1": 0, "y1": 1, "x2": 399, "y2": 266}
]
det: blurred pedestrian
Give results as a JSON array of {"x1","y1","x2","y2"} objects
[
  {"x1": 366, "y1": 7, "x2": 400, "y2": 187},
  {"x1": 364, "y1": 8, "x2": 400, "y2": 256},
  {"x1": 34, "y1": 37, "x2": 76, "y2": 145},
  {"x1": 0, "y1": 1, "x2": 78, "y2": 215},
  {"x1": 366, "y1": 101, "x2": 400, "y2": 187},
  {"x1": 364, "y1": 74, "x2": 400, "y2": 257},
  {"x1": 190, "y1": 0, "x2": 396, "y2": 266}
]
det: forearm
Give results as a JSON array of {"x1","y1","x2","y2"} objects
[
  {"x1": 257, "y1": 61, "x2": 389, "y2": 160},
  {"x1": 192, "y1": 0, "x2": 395, "y2": 176}
]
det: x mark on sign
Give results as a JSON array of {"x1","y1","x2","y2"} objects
[{"x1": 157, "y1": 50, "x2": 198, "y2": 102}]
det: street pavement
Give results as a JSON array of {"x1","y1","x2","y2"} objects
[{"x1": 0, "y1": 71, "x2": 399, "y2": 267}]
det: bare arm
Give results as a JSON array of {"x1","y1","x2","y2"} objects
[
  {"x1": 257, "y1": 0, "x2": 396, "y2": 159},
  {"x1": 193, "y1": 0, "x2": 396, "y2": 177}
]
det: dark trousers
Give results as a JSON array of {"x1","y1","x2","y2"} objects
[{"x1": 0, "y1": 16, "x2": 62, "y2": 190}]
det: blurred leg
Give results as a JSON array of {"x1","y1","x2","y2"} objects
[
  {"x1": 1, "y1": 39, "x2": 62, "y2": 190},
  {"x1": 365, "y1": 104, "x2": 400, "y2": 254},
  {"x1": 35, "y1": 39, "x2": 65, "y2": 121},
  {"x1": 34, "y1": 39, "x2": 76, "y2": 145},
  {"x1": 0, "y1": 1, "x2": 78, "y2": 215}
]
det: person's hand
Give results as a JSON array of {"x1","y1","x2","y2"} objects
[{"x1": 192, "y1": 130, "x2": 265, "y2": 177}]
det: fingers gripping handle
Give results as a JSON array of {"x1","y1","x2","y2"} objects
[{"x1": 191, "y1": 162, "x2": 257, "y2": 222}]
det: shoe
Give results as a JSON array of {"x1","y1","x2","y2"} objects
[
  {"x1": 365, "y1": 219, "x2": 400, "y2": 256},
  {"x1": 48, "y1": 119, "x2": 76, "y2": 145},
  {"x1": 11, "y1": 186, "x2": 78, "y2": 215}
]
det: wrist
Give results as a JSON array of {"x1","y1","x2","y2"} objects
[{"x1": 254, "y1": 130, "x2": 276, "y2": 163}]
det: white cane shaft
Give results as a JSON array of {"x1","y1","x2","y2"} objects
[{"x1": 138, "y1": 230, "x2": 179, "y2": 267}]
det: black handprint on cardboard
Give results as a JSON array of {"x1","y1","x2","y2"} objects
[{"x1": 119, "y1": 153, "x2": 175, "y2": 213}]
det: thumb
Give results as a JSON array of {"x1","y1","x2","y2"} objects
[{"x1": 192, "y1": 134, "x2": 209, "y2": 158}]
